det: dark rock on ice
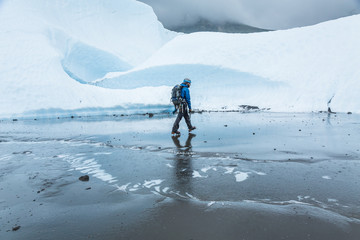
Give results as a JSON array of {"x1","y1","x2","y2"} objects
[
  {"x1": 12, "y1": 226, "x2": 21, "y2": 231},
  {"x1": 79, "y1": 175, "x2": 89, "y2": 181},
  {"x1": 239, "y1": 105, "x2": 259, "y2": 111}
]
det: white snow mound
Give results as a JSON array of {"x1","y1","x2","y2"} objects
[{"x1": 0, "y1": 0, "x2": 359, "y2": 119}]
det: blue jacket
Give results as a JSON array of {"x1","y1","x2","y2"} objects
[{"x1": 181, "y1": 83, "x2": 191, "y2": 110}]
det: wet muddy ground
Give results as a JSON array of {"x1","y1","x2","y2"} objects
[{"x1": 1, "y1": 112, "x2": 360, "y2": 239}]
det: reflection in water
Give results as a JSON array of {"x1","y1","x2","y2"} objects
[
  {"x1": 171, "y1": 133, "x2": 196, "y2": 197},
  {"x1": 327, "y1": 112, "x2": 333, "y2": 126}
]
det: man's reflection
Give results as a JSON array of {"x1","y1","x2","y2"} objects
[{"x1": 171, "y1": 133, "x2": 196, "y2": 196}]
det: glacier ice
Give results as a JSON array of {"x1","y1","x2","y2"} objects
[{"x1": 0, "y1": 0, "x2": 360, "y2": 119}]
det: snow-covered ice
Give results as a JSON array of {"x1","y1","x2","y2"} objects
[
  {"x1": 234, "y1": 172, "x2": 249, "y2": 182},
  {"x1": 1, "y1": 0, "x2": 360, "y2": 119}
]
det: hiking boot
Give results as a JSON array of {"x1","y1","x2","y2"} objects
[
  {"x1": 188, "y1": 126, "x2": 196, "y2": 132},
  {"x1": 171, "y1": 131, "x2": 180, "y2": 135}
]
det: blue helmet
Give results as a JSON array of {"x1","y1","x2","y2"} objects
[{"x1": 183, "y1": 78, "x2": 191, "y2": 84}]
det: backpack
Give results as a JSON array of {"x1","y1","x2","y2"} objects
[{"x1": 171, "y1": 84, "x2": 183, "y2": 106}]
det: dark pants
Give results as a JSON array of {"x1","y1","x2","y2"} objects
[{"x1": 172, "y1": 104, "x2": 192, "y2": 132}]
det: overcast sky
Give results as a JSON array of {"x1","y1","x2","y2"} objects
[{"x1": 139, "y1": 0, "x2": 360, "y2": 30}]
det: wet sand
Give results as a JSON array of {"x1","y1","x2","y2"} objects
[{"x1": 0, "y1": 112, "x2": 360, "y2": 239}]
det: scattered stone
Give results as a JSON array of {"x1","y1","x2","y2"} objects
[
  {"x1": 85, "y1": 187, "x2": 91, "y2": 190},
  {"x1": 37, "y1": 188, "x2": 45, "y2": 194},
  {"x1": 299, "y1": 129, "x2": 302, "y2": 131},
  {"x1": 79, "y1": 175, "x2": 89, "y2": 181},
  {"x1": 71, "y1": 116, "x2": 74, "y2": 118},
  {"x1": 13, "y1": 151, "x2": 32, "y2": 155},
  {"x1": 13, "y1": 119, "x2": 18, "y2": 121},
  {"x1": 347, "y1": 112, "x2": 352, "y2": 114},
  {"x1": 239, "y1": 105, "x2": 259, "y2": 111},
  {"x1": 204, "y1": 141, "x2": 207, "y2": 143},
  {"x1": 12, "y1": 226, "x2": 21, "y2": 231},
  {"x1": 224, "y1": 125, "x2": 228, "y2": 127},
  {"x1": 252, "y1": 133, "x2": 255, "y2": 135}
]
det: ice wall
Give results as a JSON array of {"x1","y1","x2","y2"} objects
[
  {"x1": 0, "y1": 0, "x2": 359, "y2": 119},
  {"x1": 99, "y1": 15, "x2": 360, "y2": 113},
  {"x1": 0, "y1": 0, "x2": 177, "y2": 118}
]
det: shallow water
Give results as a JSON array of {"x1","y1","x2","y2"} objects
[{"x1": 1, "y1": 112, "x2": 360, "y2": 239}]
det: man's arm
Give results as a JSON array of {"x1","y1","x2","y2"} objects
[{"x1": 184, "y1": 88, "x2": 192, "y2": 110}]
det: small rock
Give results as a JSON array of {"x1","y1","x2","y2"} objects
[
  {"x1": 85, "y1": 187, "x2": 91, "y2": 190},
  {"x1": 12, "y1": 226, "x2": 21, "y2": 231},
  {"x1": 252, "y1": 133, "x2": 255, "y2": 135},
  {"x1": 224, "y1": 125, "x2": 228, "y2": 127},
  {"x1": 148, "y1": 113, "x2": 154, "y2": 118},
  {"x1": 347, "y1": 112, "x2": 352, "y2": 114},
  {"x1": 79, "y1": 175, "x2": 89, "y2": 181}
]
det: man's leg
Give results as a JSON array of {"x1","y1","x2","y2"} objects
[
  {"x1": 172, "y1": 111, "x2": 183, "y2": 133},
  {"x1": 183, "y1": 109, "x2": 193, "y2": 130}
]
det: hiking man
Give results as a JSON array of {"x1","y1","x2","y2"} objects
[{"x1": 171, "y1": 78, "x2": 196, "y2": 135}]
